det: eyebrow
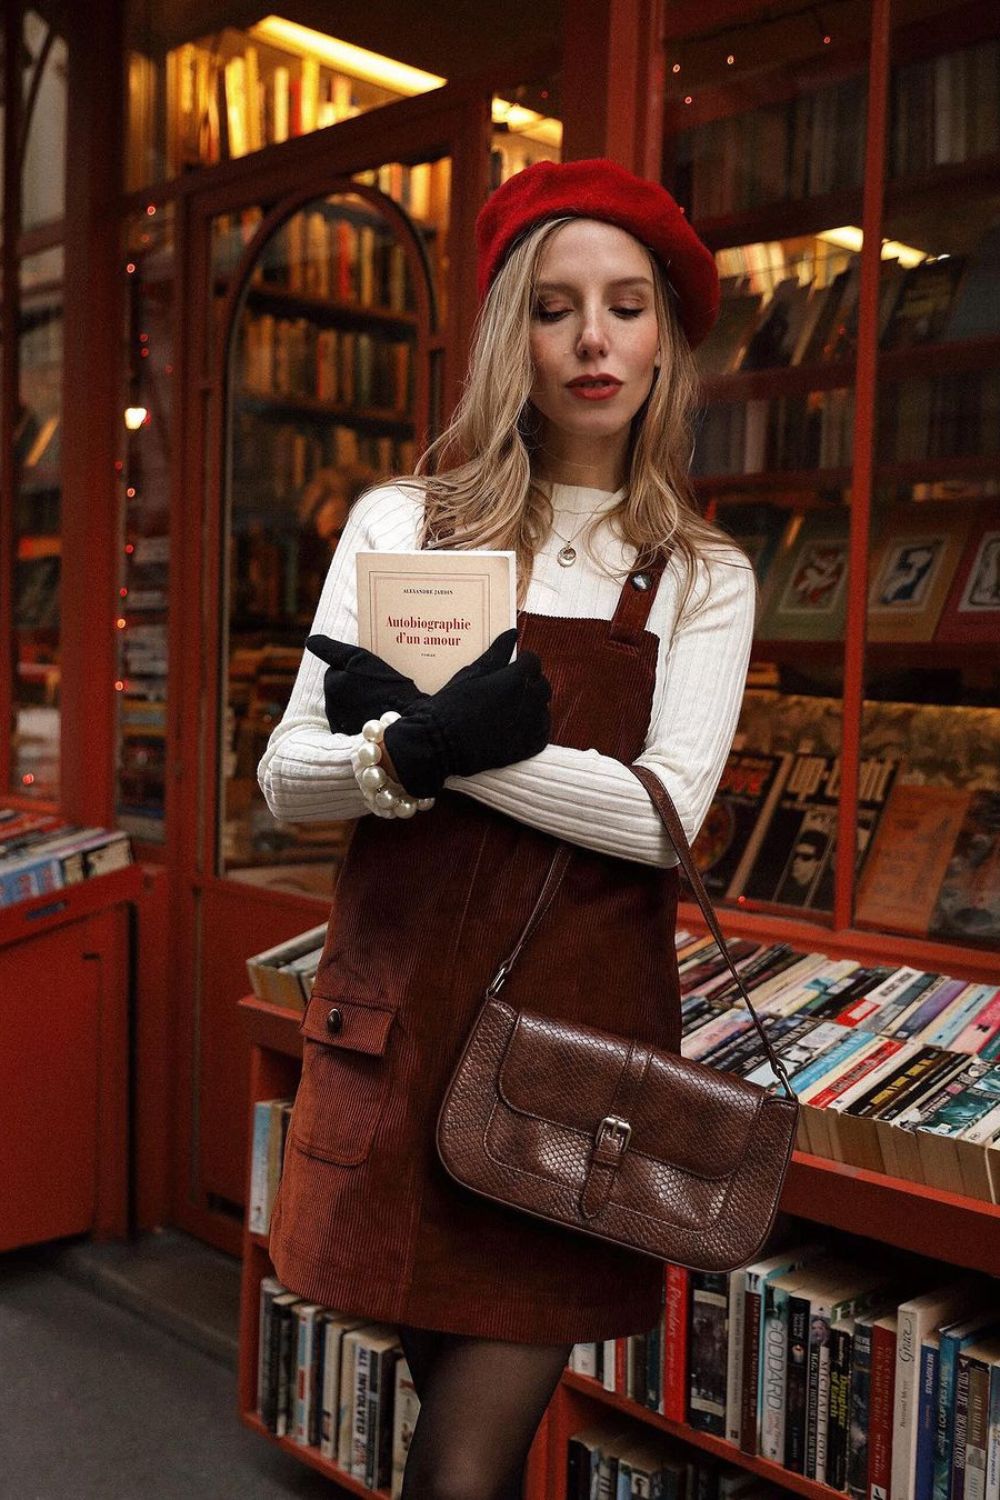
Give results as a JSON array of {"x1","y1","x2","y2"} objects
[{"x1": 533, "y1": 276, "x2": 653, "y2": 294}]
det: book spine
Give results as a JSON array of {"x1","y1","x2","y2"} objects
[
  {"x1": 953, "y1": 1355, "x2": 974, "y2": 1500},
  {"x1": 365, "y1": 1347, "x2": 381, "y2": 1488},
  {"x1": 829, "y1": 1326, "x2": 855, "y2": 1492},
  {"x1": 893, "y1": 1305, "x2": 922, "y2": 1500},
  {"x1": 760, "y1": 1284, "x2": 790, "y2": 1462},
  {"x1": 726, "y1": 1270, "x2": 747, "y2": 1444},
  {"x1": 352, "y1": 1341, "x2": 370, "y2": 1475},
  {"x1": 785, "y1": 1294, "x2": 811, "y2": 1473},
  {"x1": 966, "y1": 1361, "x2": 991, "y2": 1500},
  {"x1": 739, "y1": 1284, "x2": 763, "y2": 1454},
  {"x1": 917, "y1": 1342, "x2": 941, "y2": 1500},
  {"x1": 664, "y1": 1265, "x2": 690, "y2": 1423},
  {"x1": 937, "y1": 1339, "x2": 962, "y2": 1500},
  {"x1": 870, "y1": 1323, "x2": 898, "y2": 1500},
  {"x1": 849, "y1": 1324, "x2": 876, "y2": 1500},
  {"x1": 985, "y1": 1364, "x2": 1000, "y2": 1500}
]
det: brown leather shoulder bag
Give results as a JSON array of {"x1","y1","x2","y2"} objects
[{"x1": 436, "y1": 763, "x2": 799, "y2": 1273}]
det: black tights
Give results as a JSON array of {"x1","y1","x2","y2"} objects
[{"x1": 395, "y1": 1323, "x2": 572, "y2": 1500}]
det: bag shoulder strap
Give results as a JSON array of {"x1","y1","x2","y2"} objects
[
  {"x1": 628, "y1": 764, "x2": 796, "y2": 1099},
  {"x1": 486, "y1": 767, "x2": 797, "y2": 1102}
]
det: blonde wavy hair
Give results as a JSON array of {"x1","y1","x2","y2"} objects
[{"x1": 368, "y1": 214, "x2": 754, "y2": 624}]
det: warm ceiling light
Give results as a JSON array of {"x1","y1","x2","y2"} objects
[
  {"x1": 250, "y1": 15, "x2": 561, "y2": 148},
  {"x1": 818, "y1": 226, "x2": 927, "y2": 268}
]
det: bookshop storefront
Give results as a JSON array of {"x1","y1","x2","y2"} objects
[{"x1": 2, "y1": 0, "x2": 1000, "y2": 1493}]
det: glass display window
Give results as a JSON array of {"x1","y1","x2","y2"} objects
[
  {"x1": 665, "y1": 4, "x2": 875, "y2": 926},
  {"x1": 114, "y1": 204, "x2": 175, "y2": 846},
  {"x1": 21, "y1": 7, "x2": 67, "y2": 230},
  {"x1": 211, "y1": 156, "x2": 451, "y2": 895},
  {"x1": 851, "y1": 0, "x2": 1000, "y2": 951},
  {"x1": 11, "y1": 247, "x2": 64, "y2": 800}
]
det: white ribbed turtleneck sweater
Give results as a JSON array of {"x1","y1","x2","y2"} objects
[{"x1": 257, "y1": 481, "x2": 757, "y2": 867}]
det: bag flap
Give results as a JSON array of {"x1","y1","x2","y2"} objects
[
  {"x1": 497, "y1": 1010, "x2": 763, "y2": 1180},
  {"x1": 298, "y1": 989, "x2": 396, "y2": 1055}
]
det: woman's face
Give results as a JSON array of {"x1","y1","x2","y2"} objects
[{"x1": 527, "y1": 219, "x2": 662, "y2": 448}]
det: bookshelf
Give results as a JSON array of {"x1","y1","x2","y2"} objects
[{"x1": 664, "y1": 1, "x2": 1000, "y2": 970}]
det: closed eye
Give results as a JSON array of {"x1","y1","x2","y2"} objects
[{"x1": 534, "y1": 307, "x2": 646, "y2": 322}]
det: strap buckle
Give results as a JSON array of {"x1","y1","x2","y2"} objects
[
  {"x1": 486, "y1": 962, "x2": 510, "y2": 997},
  {"x1": 595, "y1": 1115, "x2": 632, "y2": 1153}
]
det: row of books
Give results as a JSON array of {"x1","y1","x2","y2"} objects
[
  {"x1": 675, "y1": 73, "x2": 866, "y2": 220},
  {"x1": 568, "y1": 1250, "x2": 1000, "y2": 1500},
  {"x1": 0, "y1": 811, "x2": 133, "y2": 906},
  {"x1": 674, "y1": 930, "x2": 1000, "y2": 1198},
  {"x1": 253, "y1": 213, "x2": 416, "y2": 309},
  {"x1": 566, "y1": 1414, "x2": 783, "y2": 1500},
  {"x1": 693, "y1": 743, "x2": 999, "y2": 942},
  {"x1": 231, "y1": 416, "x2": 414, "y2": 510},
  {"x1": 725, "y1": 502, "x2": 999, "y2": 647},
  {"x1": 239, "y1": 316, "x2": 413, "y2": 413},
  {"x1": 246, "y1": 923, "x2": 328, "y2": 1011},
  {"x1": 696, "y1": 222, "x2": 1000, "y2": 380},
  {"x1": 692, "y1": 367, "x2": 1000, "y2": 477},
  {"x1": 676, "y1": 36, "x2": 999, "y2": 222},
  {"x1": 257, "y1": 1277, "x2": 418, "y2": 1496},
  {"x1": 691, "y1": 387, "x2": 854, "y2": 476}
]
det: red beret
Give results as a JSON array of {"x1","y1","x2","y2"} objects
[{"x1": 475, "y1": 157, "x2": 719, "y2": 348}]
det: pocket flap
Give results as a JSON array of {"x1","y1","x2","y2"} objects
[{"x1": 298, "y1": 991, "x2": 395, "y2": 1055}]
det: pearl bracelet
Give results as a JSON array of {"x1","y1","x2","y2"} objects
[{"x1": 351, "y1": 711, "x2": 435, "y2": 820}]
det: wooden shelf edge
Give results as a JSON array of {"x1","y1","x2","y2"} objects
[
  {"x1": 561, "y1": 1371, "x2": 838, "y2": 1500},
  {"x1": 239, "y1": 1409, "x2": 391, "y2": 1497},
  {"x1": 0, "y1": 861, "x2": 144, "y2": 946}
]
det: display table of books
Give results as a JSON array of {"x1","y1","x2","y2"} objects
[
  {"x1": 0, "y1": 811, "x2": 142, "y2": 1251},
  {"x1": 237, "y1": 910, "x2": 1000, "y2": 1500}
]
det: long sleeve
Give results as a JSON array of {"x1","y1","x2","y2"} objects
[
  {"x1": 443, "y1": 548, "x2": 757, "y2": 868},
  {"x1": 256, "y1": 484, "x2": 411, "y2": 824}
]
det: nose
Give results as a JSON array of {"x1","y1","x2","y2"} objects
[{"x1": 576, "y1": 304, "x2": 609, "y2": 360}]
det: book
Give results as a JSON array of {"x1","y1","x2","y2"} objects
[
  {"x1": 866, "y1": 505, "x2": 971, "y2": 644},
  {"x1": 930, "y1": 792, "x2": 1000, "y2": 946},
  {"x1": 355, "y1": 547, "x2": 517, "y2": 693},
  {"x1": 692, "y1": 751, "x2": 795, "y2": 899},
  {"x1": 390, "y1": 1356, "x2": 420, "y2": 1499},
  {"x1": 756, "y1": 510, "x2": 851, "y2": 643},
  {"x1": 856, "y1": 785, "x2": 975, "y2": 936},
  {"x1": 935, "y1": 508, "x2": 1000, "y2": 645},
  {"x1": 892, "y1": 1285, "x2": 984, "y2": 1500}
]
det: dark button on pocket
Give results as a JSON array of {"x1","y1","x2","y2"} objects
[{"x1": 326, "y1": 1006, "x2": 343, "y2": 1035}]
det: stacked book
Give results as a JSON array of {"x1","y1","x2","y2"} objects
[
  {"x1": 570, "y1": 1247, "x2": 1000, "y2": 1500},
  {"x1": 257, "y1": 1278, "x2": 419, "y2": 1496},
  {"x1": 675, "y1": 929, "x2": 1000, "y2": 1199},
  {"x1": 0, "y1": 810, "x2": 132, "y2": 907}
]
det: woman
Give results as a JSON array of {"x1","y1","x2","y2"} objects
[{"x1": 258, "y1": 158, "x2": 756, "y2": 1500}]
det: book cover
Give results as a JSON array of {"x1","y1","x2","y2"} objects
[
  {"x1": 855, "y1": 784, "x2": 973, "y2": 936},
  {"x1": 692, "y1": 751, "x2": 795, "y2": 900},
  {"x1": 929, "y1": 792, "x2": 1000, "y2": 946},
  {"x1": 935, "y1": 508, "x2": 1000, "y2": 646},
  {"x1": 866, "y1": 505, "x2": 971, "y2": 643},
  {"x1": 756, "y1": 510, "x2": 851, "y2": 643},
  {"x1": 356, "y1": 547, "x2": 517, "y2": 693},
  {"x1": 688, "y1": 1272, "x2": 729, "y2": 1435}
]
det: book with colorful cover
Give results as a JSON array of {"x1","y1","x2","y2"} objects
[
  {"x1": 866, "y1": 504, "x2": 971, "y2": 643},
  {"x1": 929, "y1": 791, "x2": 1000, "y2": 947},
  {"x1": 756, "y1": 510, "x2": 851, "y2": 642},
  {"x1": 935, "y1": 507, "x2": 1000, "y2": 645}
]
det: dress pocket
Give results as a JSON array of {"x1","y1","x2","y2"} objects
[{"x1": 289, "y1": 988, "x2": 397, "y2": 1166}]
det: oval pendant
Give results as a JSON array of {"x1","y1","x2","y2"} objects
[{"x1": 557, "y1": 545, "x2": 576, "y2": 567}]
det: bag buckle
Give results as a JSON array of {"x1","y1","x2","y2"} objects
[{"x1": 595, "y1": 1115, "x2": 631, "y2": 1153}]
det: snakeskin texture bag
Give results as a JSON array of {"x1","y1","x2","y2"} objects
[{"x1": 436, "y1": 764, "x2": 799, "y2": 1273}]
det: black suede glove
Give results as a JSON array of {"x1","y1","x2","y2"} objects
[
  {"x1": 382, "y1": 627, "x2": 552, "y2": 800},
  {"x1": 305, "y1": 636, "x2": 429, "y2": 734}
]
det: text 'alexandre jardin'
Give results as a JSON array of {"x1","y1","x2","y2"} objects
[{"x1": 388, "y1": 614, "x2": 473, "y2": 646}]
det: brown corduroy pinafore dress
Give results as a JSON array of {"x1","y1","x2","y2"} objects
[{"x1": 268, "y1": 547, "x2": 683, "y2": 1345}]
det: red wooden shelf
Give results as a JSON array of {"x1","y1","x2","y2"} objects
[
  {"x1": 0, "y1": 861, "x2": 143, "y2": 947},
  {"x1": 559, "y1": 1370, "x2": 842, "y2": 1500},
  {"x1": 782, "y1": 1151, "x2": 1000, "y2": 1275},
  {"x1": 238, "y1": 1410, "x2": 391, "y2": 1498}
]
